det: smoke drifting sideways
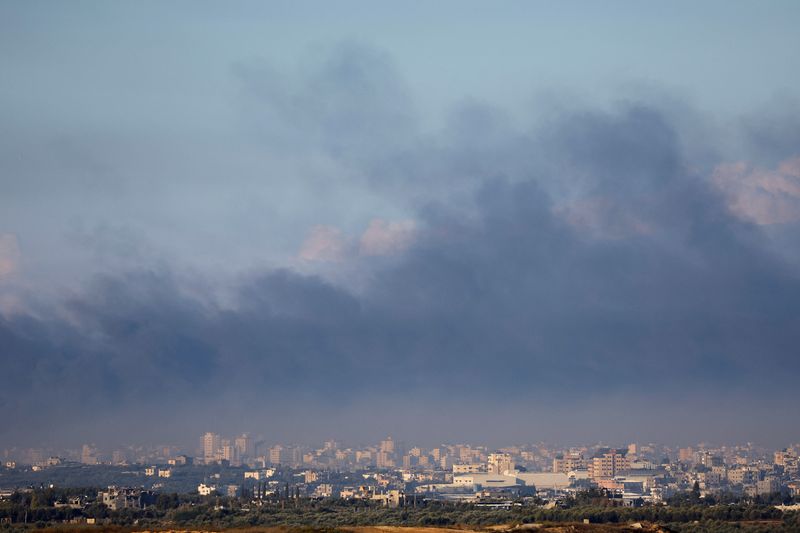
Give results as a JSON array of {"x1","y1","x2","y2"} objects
[{"x1": 2, "y1": 44, "x2": 800, "y2": 450}]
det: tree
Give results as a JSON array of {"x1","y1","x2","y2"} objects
[{"x1": 691, "y1": 481, "x2": 701, "y2": 502}]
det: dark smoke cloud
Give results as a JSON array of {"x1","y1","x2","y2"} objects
[{"x1": 2, "y1": 44, "x2": 800, "y2": 449}]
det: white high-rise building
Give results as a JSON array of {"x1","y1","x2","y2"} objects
[{"x1": 203, "y1": 432, "x2": 221, "y2": 463}]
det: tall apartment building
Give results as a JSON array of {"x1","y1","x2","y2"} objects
[
  {"x1": 289, "y1": 446, "x2": 303, "y2": 466},
  {"x1": 380, "y1": 437, "x2": 395, "y2": 454},
  {"x1": 775, "y1": 449, "x2": 799, "y2": 472},
  {"x1": 355, "y1": 450, "x2": 373, "y2": 465},
  {"x1": 459, "y1": 447, "x2": 475, "y2": 464},
  {"x1": 377, "y1": 450, "x2": 395, "y2": 468},
  {"x1": 335, "y1": 449, "x2": 352, "y2": 463},
  {"x1": 588, "y1": 449, "x2": 629, "y2": 480},
  {"x1": 487, "y1": 453, "x2": 514, "y2": 474},
  {"x1": 728, "y1": 467, "x2": 758, "y2": 485},
  {"x1": 221, "y1": 439, "x2": 235, "y2": 463},
  {"x1": 269, "y1": 445, "x2": 284, "y2": 465},
  {"x1": 440, "y1": 454, "x2": 454, "y2": 470},
  {"x1": 377, "y1": 437, "x2": 396, "y2": 468},
  {"x1": 203, "y1": 432, "x2": 221, "y2": 463},
  {"x1": 553, "y1": 452, "x2": 585, "y2": 473},
  {"x1": 235, "y1": 434, "x2": 254, "y2": 461},
  {"x1": 679, "y1": 447, "x2": 694, "y2": 463},
  {"x1": 699, "y1": 451, "x2": 723, "y2": 468}
]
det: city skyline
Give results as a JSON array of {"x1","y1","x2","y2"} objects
[
  {"x1": 4, "y1": 433, "x2": 798, "y2": 465},
  {"x1": 3, "y1": 433, "x2": 799, "y2": 528},
  {"x1": 4, "y1": 433, "x2": 799, "y2": 504}
]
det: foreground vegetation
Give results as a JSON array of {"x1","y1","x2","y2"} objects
[{"x1": 1, "y1": 488, "x2": 799, "y2": 533}]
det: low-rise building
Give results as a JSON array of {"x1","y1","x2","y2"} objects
[
  {"x1": 313, "y1": 483, "x2": 335, "y2": 498},
  {"x1": 244, "y1": 468, "x2": 275, "y2": 480},
  {"x1": 453, "y1": 463, "x2": 484, "y2": 474},
  {"x1": 198, "y1": 483, "x2": 217, "y2": 496},
  {"x1": 98, "y1": 487, "x2": 156, "y2": 510}
]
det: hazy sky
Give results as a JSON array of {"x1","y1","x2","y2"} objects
[{"x1": 2, "y1": 1, "x2": 800, "y2": 449}]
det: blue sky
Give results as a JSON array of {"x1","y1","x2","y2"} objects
[
  {"x1": 4, "y1": 1, "x2": 800, "y2": 122},
  {"x1": 1, "y1": 1, "x2": 800, "y2": 448}
]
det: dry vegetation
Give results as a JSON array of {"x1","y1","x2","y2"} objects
[{"x1": 120, "y1": 524, "x2": 671, "y2": 533}]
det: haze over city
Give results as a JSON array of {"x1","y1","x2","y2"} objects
[{"x1": 2, "y1": 1, "x2": 800, "y2": 452}]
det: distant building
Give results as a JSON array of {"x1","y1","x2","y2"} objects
[
  {"x1": 198, "y1": 483, "x2": 217, "y2": 496},
  {"x1": 356, "y1": 450, "x2": 373, "y2": 465},
  {"x1": 517, "y1": 472, "x2": 573, "y2": 490},
  {"x1": 553, "y1": 452, "x2": 585, "y2": 473},
  {"x1": 371, "y1": 489, "x2": 405, "y2": 507},
  {"x1": 81, "y1": 444, "x2": 98, "y2": 465},
  {"x1": 98, "y1": 487, "x2": 156, "y2": 510},
  {"x1": 756, "y1": 477, "x2": 780, "y2": 496},
  {"x1": 775, "y1": 449, "x2": 799, "y2": 474},
  {"x1": 679, "y1": 447, "x2": 694, "y2": 463},
  {"x1": 453, "y1": 473, "x2": 519, "y2": 489},
  {"x1": 221, "y1": 440, "x2": 235, "y2": 464},
  {"x1": 380, "y1": 437, "x2": 395, "y2": 454},
  {"x1": 377, "y1": 450, "x2": 395, "y2": 468},
  {"x1": 453, "y1": 463, "x2": 484, "y2": 474},
  {"x1": 728, "y1": 467, "x2": 758, "y2": 485},
  {"x1": 487, "y1": 453, "x2": 514, "y2": 474},
  {"x1": 313, "y1": 484, "x2": 335, "y2": 498},
  {"x1": 377, "y1": 437, "x2": 396, "y2": 468},
  {"x1": 111, "y1": 450, "x2": 128, "y2": 465},
  {"x1": 269, "y1": 445, "x2": 285, "y2": 465},
  {"x1": 203, "y1": 432, "x2": 221, "y2": 463},
  {"x1": 244, "y1": 469, "x2": 275, "y2": 480},
  {"x1": 235, "y1": 433, "x2": 254, "y2": 462},
  {"x1": 454, "y1": 471, "x2": 571, "y2": 491},
  {"x1": 698, "y1": 451, "x2": 722, "y2": 468},
  {"x1": 588, "y1": 449, "x2": 629, "y2": 480},
  {"x1": 440, "y1": 455, "x2": 454, "y2": 470},
  {"x1": 168, "y1": 454, "x2": 192, "y2": 466}
]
